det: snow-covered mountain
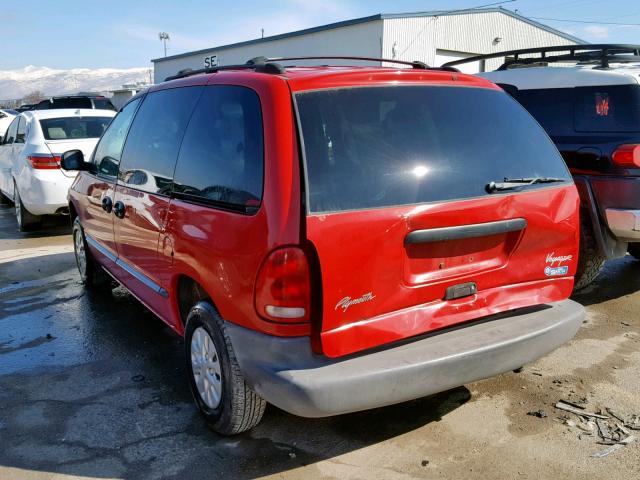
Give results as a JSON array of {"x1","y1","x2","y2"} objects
[{"x1": 0, "y1": 65, "x2": 152, "y2": 100}]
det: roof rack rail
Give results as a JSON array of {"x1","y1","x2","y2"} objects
[
  {"x1": 442, "y1": 44, "x2": 640, "y2": 71},
  {"x1": 165, "y1": 55, "x2": 460, "y2": 81},
  {"x1": 164, "y1": 59, "x2": 285, "y2": 81},
  {"x1": 257, "y1": 55, "x2": 451, "y2": 70}
]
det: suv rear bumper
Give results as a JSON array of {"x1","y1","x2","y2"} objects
[
  {"x1": 605, "y1": 208, "x2": 640, "y2": 241},
  {"x1": 226, "y1": 299, "x2": 584, "y2": 418}
]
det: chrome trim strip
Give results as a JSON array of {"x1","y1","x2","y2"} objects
[
  {"x1": 84, "y1": 234, "x2": 117, "y2": 262},
  {"x1": 84, "y1": 233, "x2": 169, "y2": 298}
]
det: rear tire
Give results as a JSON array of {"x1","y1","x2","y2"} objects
[
  {"x1": 628, "y1": 243, "x2": 640, "y2": 260},
  {"x1": 73, "y1": 217, "x2": 110, "y2": 288},
  {"x1": 185, "y1": 301, "x2": 266, "y2": 435},
  {"x1": 0, "y1": 190, "x2": 11, "y2": 205},
  {"x1": 14, "y1": 182, "x2": 41, "y2": 231},
  {"x1": 574, "y1": 212, "x2": 605, "y2": 291}
]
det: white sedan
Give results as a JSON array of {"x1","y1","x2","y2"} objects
[
  {"x1": 0, "y1": 109, "x2": 17, "y2": 137},
  {"x1": 0, "y1": 109, "x2": 115, "y2": 230}
]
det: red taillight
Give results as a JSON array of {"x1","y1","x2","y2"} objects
[
  {"x1": 28, "y1": 155, "x2": 61, "y2": 170},
  {"x1": 612, "y1": 144, "x2": 640, "y2": 168},
  {"x1": 255, "y1": 247, "x2": 310, "y2": 323}
]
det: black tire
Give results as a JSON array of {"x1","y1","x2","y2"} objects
[
  {"x1": 14, "y1": 182, "x2": 41, "y2": 231},
  {"x1": 628, "y1": 243, "x2": 640, "y2": 260},
  {"x1": 185, "y1": 301, "x2": 266, "y2": 435},
  {"x1": 574, "y1": 211, "x2": 605, "y2": 291},
  {"x1": 0, "y1": 190, "x2": 11, "y2": 205},
  {"x1": 72, "y1": 217, "x2": 110, "y2": 287}
]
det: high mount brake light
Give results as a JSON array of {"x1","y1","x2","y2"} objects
[
  {"x1": 612, "y1": 144, "x2": 640, "y2": 168},
  {"x1": 28, "y1": 155, "x2": 61, "y2": 169},
  {"x1": 255, "y1": 247, "x2": 310, "y2": 323}
]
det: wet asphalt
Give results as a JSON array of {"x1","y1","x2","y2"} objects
[{"x1": 0, "y1": 202, "x2": 639, "y2": 480}]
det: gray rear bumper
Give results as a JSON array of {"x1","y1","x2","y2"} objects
[
  {"x1": 605, "y1": 208, "x2": 640, "y2": 241},
  {"x1": 226, "y1": 299, "x2": 584, "y2": 418}
]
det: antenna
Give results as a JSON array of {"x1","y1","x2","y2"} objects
[{"x1": 158, "y1": 32, "x2": 170, "y2": 57}]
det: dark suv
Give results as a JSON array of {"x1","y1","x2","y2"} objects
[
  {"x1": 446, "y1": 45, "x2": 640, "y2": 289},
  {"x1": 33, "y1": 95, "x2": 116, "y2": 111},
  {"x1": 63, "y1": 56, "x2": 584, "y2": 434}
]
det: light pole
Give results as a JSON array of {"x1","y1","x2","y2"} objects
[{"x1": 158, "y1": 32, "x2": 170, "y2": 57}]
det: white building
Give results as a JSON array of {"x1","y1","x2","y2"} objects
[
  {"x1": 152, "y1": 8, "x2": 583, "y2": 83},
  {"x1": 110, "y1": 83, "x2": 149, "y2": 110}
]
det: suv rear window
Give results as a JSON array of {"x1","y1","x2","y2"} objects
[
  {"x1": 40, "y1": 117, "x2": 112, "y2": 140},
  {"x1": 509, "y1": 84, "x2": 640, "y2": 135},
  {"x1": 38, "y1": 98, "x2": 93, "y2": 109},
  {"x1": 574, "y1": 85, "x2": 640, "y2": 133},
  {"x1": 296, "y1": 86, "x2": 571, "y2": 213}
]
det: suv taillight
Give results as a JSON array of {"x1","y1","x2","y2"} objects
[
  {"x1": 255, "y1": 247, "x2": 310, "y2": 323},
  {"x1": 612, "y1": 144, "x2": 640, "y2": 168},
  {"x1": 28, "y1": 155, "x2": 61, "y2": 169}
]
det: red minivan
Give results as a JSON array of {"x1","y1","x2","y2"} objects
[{"x1": 63, "y1": 57, "x2": 585, "y2": 435}]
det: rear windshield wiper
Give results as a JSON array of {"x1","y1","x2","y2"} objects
[{"x1": 486, "y1": 177, "x2": 566, "y2": 193}]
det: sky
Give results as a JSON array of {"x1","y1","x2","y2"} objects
[{"x1": 2, "y1": 0, "x2": 640, "y2": 69}]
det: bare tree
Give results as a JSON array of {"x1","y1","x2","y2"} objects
[{"x1": 22, "y1": 90, "x2": 44, "y2": 105}]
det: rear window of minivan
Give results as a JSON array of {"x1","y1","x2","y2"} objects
[{"x1": 295, "y1": 86, "x2": 571, "y2": 213}]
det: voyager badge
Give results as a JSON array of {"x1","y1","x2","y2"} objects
[{"x1": 544, "y1": 252, "x2": 572, "y2": 276}]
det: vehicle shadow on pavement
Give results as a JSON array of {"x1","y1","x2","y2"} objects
[
  {"x1": 0, "y1": 252, "x2": 470, "y2": 480},
  {"x1": 572, "y1": 255, "x2": 640, "y2": 307},
  {"x1": 0, "y1": 204, "x2": 70, "y2": 239}
]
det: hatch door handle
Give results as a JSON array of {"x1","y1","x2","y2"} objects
[{"x1": 405, "y1": 218, "x2": 527, "y2": 245}]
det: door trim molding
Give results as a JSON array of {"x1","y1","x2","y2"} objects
[{"x1": 85, "y1": 233, "x2": 169, "y2": 298}]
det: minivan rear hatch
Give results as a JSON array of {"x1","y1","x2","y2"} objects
[{"x1": 295, "y1": 85, "x2": 579, "y2": 357}]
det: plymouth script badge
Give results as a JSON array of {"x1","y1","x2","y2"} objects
[{"x1": 335, "y1": 292, "x2": 376, "y2": 312}]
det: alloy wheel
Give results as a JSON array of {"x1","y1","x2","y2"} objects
[
  {"x1": 190, "y1": 326, "x2": 223, "y2": 409},
  {"x1": 14, "y1": 186, "x2": 21, "y2": 227},
  {"x1": 74, "y1": 229, "x2": 87, "y2": 276}
]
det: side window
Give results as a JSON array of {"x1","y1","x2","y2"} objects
[
  {"x1": 93, "y1": 98, "x2": 141, "y2": 178},
  {"x1": 4, "y1": 117, "x2": 19, "y2": 144},
  {"x1": 511, "y1": 87, "x2": 575, "y2": 137},
  {"x1": 15, "y1": 117, "x2": 26, "y2": 144},
  {"x1": 118, "y1": 87, "x2": 202, "y2": 195},
  {"x1": 173, "y1": 86, "x2": 264, "y2": 210}
]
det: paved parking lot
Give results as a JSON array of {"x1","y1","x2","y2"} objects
[{"x1": 0, "y1": 203, "x2": 639, "y2": 480}]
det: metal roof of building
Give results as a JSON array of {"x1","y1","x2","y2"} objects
[{"x1": 151, "y1": 8, "x2": 585, "y2": 63}]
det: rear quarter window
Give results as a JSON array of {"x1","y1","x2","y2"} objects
[
  {"x1": 295, "y1": 86, "x2": 571, "y2": 213},
  {"x1": 172, "y1": 85, "x2": 263, "y2": 211},
  {"x1": 93, "y1": 98, "x2": 117, "y2": 111}
]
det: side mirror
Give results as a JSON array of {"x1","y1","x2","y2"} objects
[{"x1": 60, "y1": 149, "x2": 87, "y2": 171}]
